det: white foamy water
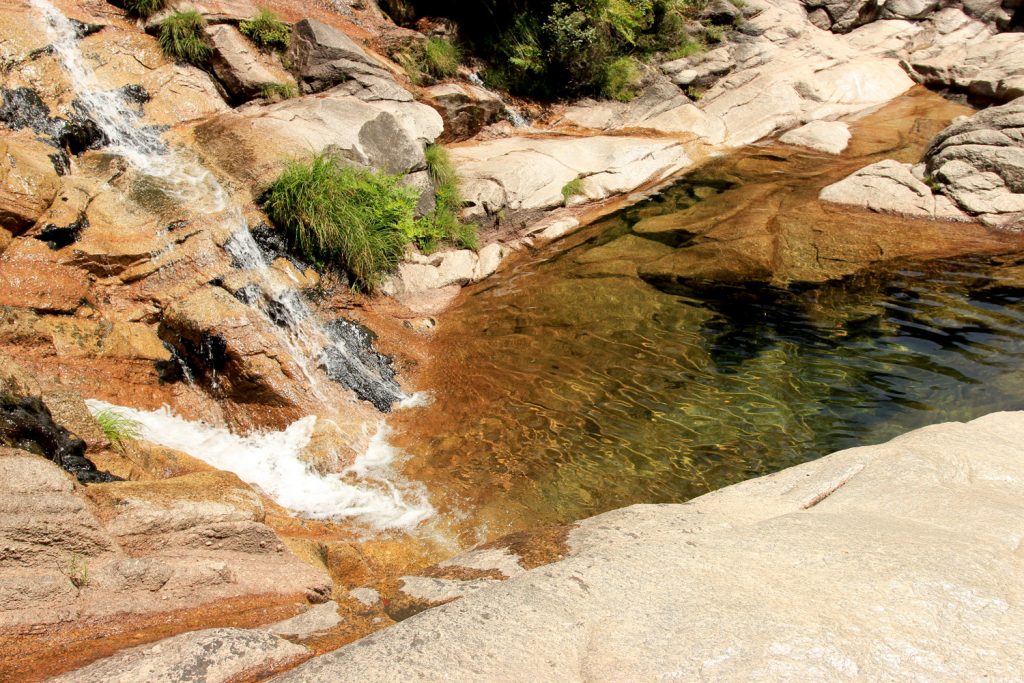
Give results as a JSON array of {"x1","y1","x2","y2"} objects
[{"x1": 86, "y1": 400, "x2": 434, "y2": 530}]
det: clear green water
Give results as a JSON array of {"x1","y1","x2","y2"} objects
[{"x1": 395, "y1": 98, "x2": 1024, "y2": 538}]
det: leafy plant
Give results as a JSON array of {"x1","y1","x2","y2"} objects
[
  {"x1": 122, "y1": 0, "x2": 165, "y2": 18},
  {"x1": 601, "y1": 55, "x2": 643, "y2": 102},
  {"x1": 261, "y1": 81, "x2": 298, "y2": 100},
  {"x1": 240, "y1": 9, "x2": 291, "y2": 51},
  {"x1": 415, "y1": 144, "x2": 477, "y2": 252},
  {"x1": 158, "y1": 10, "x2": 210, "y2": 65},
  {"x1": 94, "y1": 408, "x2": 143, "y2": 451},
  {"x1": 263, "y1": 154, "x2": 416, "y2": 290},
  {"x1": 561, "y1": 176, "x2": 585, "y2": 204}
]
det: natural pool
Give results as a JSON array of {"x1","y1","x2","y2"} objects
[{"x1": 393, "y1": 91, "x2": 1024, "y2": 541}]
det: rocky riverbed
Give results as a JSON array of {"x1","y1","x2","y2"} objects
[{"x1": 1, "y1": 0, "x2": 1023, "y2": 678}]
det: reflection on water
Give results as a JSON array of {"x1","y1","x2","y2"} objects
[{"x1": 393, "y1": 92, "x2": 1024, "y2": 539}]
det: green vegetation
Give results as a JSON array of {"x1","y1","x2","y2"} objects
[
  {"x1": 94, "y1": 408, "x2": 142, "y2": 451},
  {"x1": 418, "y1": 144, "x2": 477, "y2": 252},
  {"x1": 385, "y1": 0, "x2": 722, "y2": 100},
  {"x1": 263, "y1": 151, "x2": 477, "y2": 289},
  {"x1": 157, "y1": 10, "x2": 210, "y2": 65},
  {"x1": 601, "y1": 55, "x2": 643, "y2": 102},
  {"x1": 261, "y1": 81, "x2": 299, "y2": 100},
  {"x1": 122, "y1": 0, "x2": 165, "y2": 18},
  {"x1": 561, "y1": 177, "x2": 585, "y2": 204},
  {"x1": 240, "y1": 9, "x2": 291, "y2": 51},
  {"x1": 398, "y1": 37, "x2": 462, "y2": 84},
  {"x1": 264, "y1": 154, "x2": 414, "y2": 290}
]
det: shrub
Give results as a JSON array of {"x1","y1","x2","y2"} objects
[
  {"x1": 601, "y1": 55, "x2": 643, "y2": 102},
  {"x1": 561, "y1": 176, "x2": 585, "y2": 204},
  {"x1": 158, "y1": 10, "x2": 210, "y2": 65},
  {"x1": 94, "y1": 408, "x2": 142, "y2": 451},
  {"x1": 261, "y1": 81, "x2": 298, "y2": 100},
  {"x1": 263, "y1": 155, "x2": 416, "y2": 290},
  {"x1": 240, "y1": 9, "x2": 291, "y2": 51},
  {"x1": 122, "y1": 0, "x2": 165, "y2": 18}
]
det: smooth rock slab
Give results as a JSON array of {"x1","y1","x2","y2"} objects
[
  {"x1": 274, "y1": 412, "x2": 1024, "y2": 682},
  {"x1": 820, "y1": 159, "x2": 970, "y2": 220},
  {"x1": 50, "y1": 628, "x2": 308, "y2": 683},
  {"x1": 779, "y1": 120, "x2": 851, "y2": 154}
]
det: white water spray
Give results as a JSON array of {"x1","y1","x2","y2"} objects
[
  {"x1": 86, "y1": 400, "x2": 434, "y2": 529},
  {"x1": 468, "y1": 72, "x2": 529, "y2": 128}
]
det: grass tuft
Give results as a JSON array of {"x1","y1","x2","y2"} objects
[
  {"x1": 94, "y1": 409, "x2": 143, "y2": 451},
  {"x1": 240, "y1": 9, "x2": 291, "y2": 51},
  {"x1": 122, "y1": 0, "x2": 165, "y2": 18},
  {"x1": 263, "y1": 154, "x2": 416, "y2": 291},
  {"x1": 260, "y1": 81, "x2": 298, "y2": 100},
  {"x1": 561, "y1": 176, "x2": 585, "y2": 204},
  {"x1": 416, "y1": 144, "x2": 477, "y2": 253},
  {"x1": 399, "y1": 37, "x2": 461, "y2": 84},
  {"x1": 158, "y1": 10, "x2": 210, "y2": 65}
]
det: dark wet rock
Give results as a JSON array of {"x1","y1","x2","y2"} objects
[
  {"x1": 424, "y1": 83, "x2": 504, "y2": 140},
  {"x1": 701, "y1": 0, "x2": 743, "y2": 25},
  {"x1": 35, "y1": 211, "x2": 88, "y2": 249},
  {"x1": 0, "y1": 87, "x2": 64, "y2": 140},
  {"x1": 320, "y1": 318, "x2": 401, "y2": 412},
  {"x1": 0, "y1": 395, "x2": 115, "y2": 483}
]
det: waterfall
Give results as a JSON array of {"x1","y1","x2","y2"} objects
[
  {"x1": 32, "y1": 0, "x2": 403, "y2": 412},
  {"x1": 468, "y1": 72, "x2": 529, "y2": 128},
  {"x1": 86, "y1": 401, "x2": 433, "y2": 529}
]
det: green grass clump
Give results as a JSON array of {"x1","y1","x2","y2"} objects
[
  {"x1": 561, "y1": 176, "x2": 585, "y2": 204},
  {"x1": 122, "y1": 0, "x2": 165, "y2": 18},
  {"x1": 261, "y1": 81, "x2": 298, "y2": 100},
  {"x1": 601, "y1": 55, "x2": 643, "y2": 102},
  {"x1": 422, "y1": 37, "x2": 461, "y2": 78},
  {"x1": 665, "y1": 36, "x2": 705, "y2": 61},
  {"x1": 94, "y1": 409, "x2": 142, "y2": 451},
  {"x1": 399, "y1": 37, "x2": 462, "y2": 84},
  {"x1": 414, "y1": 144, "x2": 477, "y2": 253},
  {"x1": 240, "y1": 9, "x2": 291, "y2": 51},
  {"x1": 263, "y1": 154, "x2": 417, "y2": 290},
  {"x1": 158, "y1": 11, "x2": 210, "y2": 65}
]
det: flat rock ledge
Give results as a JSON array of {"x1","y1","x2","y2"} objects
[{"x1": 274, "y1": 411, "x2": 1024, "y2": 682}]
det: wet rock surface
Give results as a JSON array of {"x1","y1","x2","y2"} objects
[{"x1": 320, "y1": 318, "x2": 401, "y2": 412}]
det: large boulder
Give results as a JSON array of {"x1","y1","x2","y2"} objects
[
  {"x1": 205, "y1": 24, "x2": 294, "y2": 102},
  {"x1": 922, "y1": 97, "x2": 1024, "y2": 229},
  {"x1": 819, "y1": 158, "x2": 970, "y2": 219},
  {"x1": 194, "y1": 91, "x2": 442, "y2": 190},
  {"x1": 905, "y1": 32, "x2": 1024, "y2": 104},
  {"x1": 778, "y1": 120, "x2": 851, "y2": 154},
  {"x1": 286, "y1": 19, "x2": 394, "y2": 94},
  {"x1": 451, "y1": 136, "x2": 692, "y2": 218},
  {"x1": 424, "y1": 83, "x2": 504, "y2": 140},
  {"x1": 276, "y1": 412, "x2": 1024, "y2": 682}
]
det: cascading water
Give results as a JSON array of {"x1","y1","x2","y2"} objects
[
  {"x1": 85, "y1": 400, "x2": 433, "y2": 529},
  {"x1": 468, "y1": 72, "x2": 529, "y2": 128},
  {"x1": 32, "y1": 0, "x2": 403, "y2": 411},
  {"x1": 34, "y1": 0, "x2": 431, "y2": 527}
]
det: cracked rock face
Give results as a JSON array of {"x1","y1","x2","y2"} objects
[{"x1": 923, "y1": 97, "x2": 1024, "y2": 229}]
